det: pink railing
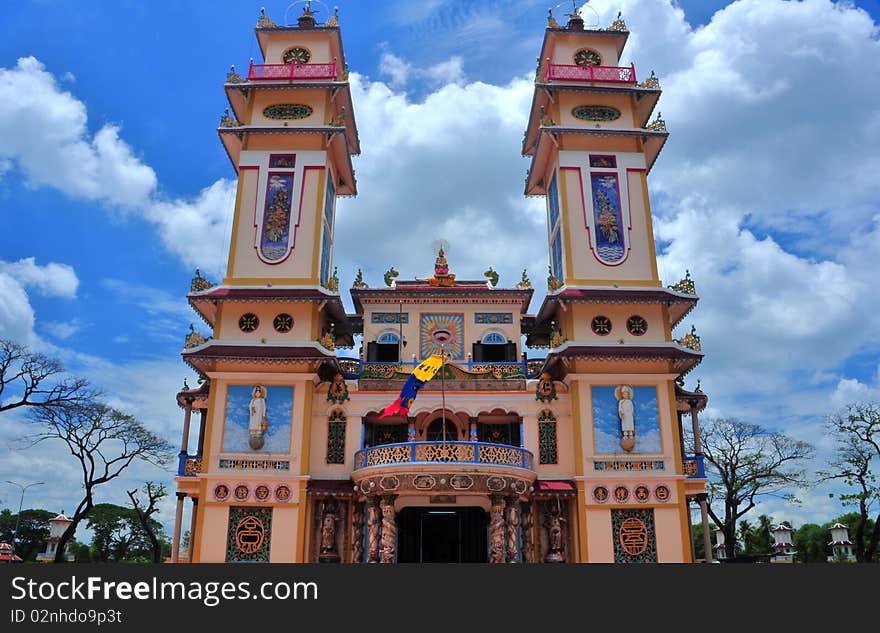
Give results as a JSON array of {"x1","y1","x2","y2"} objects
[
  {"x1": 546, "y1": 63, "x2": 636, "y2": 84},
  {"x1": 247, "y1": 61, "x2": 338, "y2": 81}
]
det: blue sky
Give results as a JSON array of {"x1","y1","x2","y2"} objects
[{"x1": 2, "y1": 0, "x2": 880, "y2": 540}]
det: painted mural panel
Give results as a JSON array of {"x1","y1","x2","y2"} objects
[
  {"x1": 612, "y1": 508, "x2": 657, "y2": 563},
  {"x1": 590, "y1": 172, "x2": 625, "y2": 264},
  {"x1": 260, "y1": 172, "x2": 295, "y2": 262},
  {"x1": 226, "y1": 506, "x2": 272, "y2": 562},
  {"x1": 419, "y1": 313, "x2": 464, "y2": 359},
  {"x1": 591, "y1": 385, "x2": 661, "y2": 454},
  {"x1": 222, "y1": 385, "x2": 293, "y2": 453}
]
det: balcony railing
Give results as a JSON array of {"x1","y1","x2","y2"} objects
[
  {"x1": 354, "y1": 441, "x2": 534, "y2": 471},
  {"x1": 683, "y1": 454, "x2": 706, "y2": 479},
  {"x1": 545, "y1": 63, "x2": 636, "y2": 84},
  {"x1": 177, "y1": 453, "x2": 203, "y2": 477},
  {"x1": 247, "y1": 61, "x2": 337, "y2": 81},
  {"x1": 340, "y1": 358, "x2": 546, "y2": 380}
]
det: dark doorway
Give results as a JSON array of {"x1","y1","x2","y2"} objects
[{"x1": 397, "y1": 507, "x2": 488, "y2": 563}]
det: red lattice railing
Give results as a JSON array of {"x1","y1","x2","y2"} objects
[
  {"x1": 247, "y1": 61, "x2": 338, "y2": 81},
  {"x1": 546, "y1": 63, "x2": 636, "y2": 84}
]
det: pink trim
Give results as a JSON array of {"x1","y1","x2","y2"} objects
[
  {"x1": 255, "y1": 166, "x2": 325, "y2": 266},
  {"x1": 238, "y1": 165, "x2": 260, "y2": 254},
  {"x1": 247, "y1": 61, "x2": 337, "y2": 81}
]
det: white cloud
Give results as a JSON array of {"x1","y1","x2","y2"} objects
[
  {"x1": 0, "y1": 57, "x2": 234, "y2": 278},
  {"x1": 0, "y1": 271, "x2": 36, "y2": 344},
  {"x1": 0, "y1": 257, "x2": 78, "y2": 298},
  {"x1": 42, "y1": 320, "x2": 81, "y2": 340},
  {"x1": 379, "y1": 50, "x2": 412, "y2": 87}
]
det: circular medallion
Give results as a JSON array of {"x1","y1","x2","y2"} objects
[
  {"x1": 591, "y1": 315, "x2": 612, "y2": 336},
  {"x1": 282, "y1": 46, "x2": 311, "y2": 64},
  {"x1": 233, "y1": 483, "x2": 250, "y2": 501},
  {"x1": 613, "y1": 485, "x2": 629, "y2": 503},
  {"x1": 239, "y1": 313, "x2": 259, "y2": 333},
  {"x1": 263, "y1": 104, "x2": 313, "y2": 120},
  {"x1": 572, "y1": 105, "x2": 621, "y2": 122},
  {"x1": 654, "y1": 484, "x2": 670, "y2": 502},
  {"x1": 213, "y1": 483, "x2": 230, "y2": 501},
  {"x1": 626, "y1": 315, "x2": 648, "y2": 336},
  {"x1": 273, "y1": 313, "x2": 293, "y2": 333},
  {"x1": 275, "y1": 484, "x2": 291, "y2": 502},
  {"x1": 634, "y1": 484, "x2": 650, "y2": 503},
  {"x1": 254, "y1": 484, "x2": 271, "y2": 502},
  {"x1": 574, "y1": 48, "x2": 602, "y2": 66},
  {"x1": 593, "y1": 485, "x2": 609, "y2": 503},
  {"x1": 619, "y1": 517, "x2": 649, "y2": 555}
]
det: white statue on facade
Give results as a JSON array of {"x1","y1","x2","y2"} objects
[
  {"x1": 616, "y1": 384, "x2": 635, "y2": 451},
  {"x1": 248, "y1": 385, "x2": 268, "y2": 449}
]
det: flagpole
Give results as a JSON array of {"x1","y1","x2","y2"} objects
[{"x1": 440, "y1": 344, "x2": 447, "y2": 444}]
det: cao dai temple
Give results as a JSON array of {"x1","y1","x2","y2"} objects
[{"x1": 172, "y1": 5, "x2": 711, "y2": 564}]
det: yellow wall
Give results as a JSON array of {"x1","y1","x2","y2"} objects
[
  {"x1": 264, "y1": 32, "x2": 333, "y2": 65},
  {"x1": 557, "y1": 92, "x2": 634, "y2": 130},
  {"x1": 214, "y1": 301, "x2": 317, "y2": 343},
  {"x1": 550, "y1": 38, "x2": 620, "y2": 68},
  {"x1": 250, "y1": 88, "x2": 327, "y2": 126}
]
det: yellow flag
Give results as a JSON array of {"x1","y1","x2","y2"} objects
[{"x1": 412, "y1": 354, "x2": 444, "y2": 381}]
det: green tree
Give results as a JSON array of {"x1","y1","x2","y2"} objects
[
  {"x1": 86, "y1": 503, "x2": 166, "y2": 563},
  {"x1": 794, "y1": 523, "x2": 829, "y2": 563},
  {"x1": 0, "y1": 508, "x2": 55, "y2": 561},
  {"x1": 696, "y1": 417, "x2": 813, "y2": 559},
  {"x1": 27, "y1": 401, "x2": 174, "y2": 561},
  {"x1": 748, "y1": 514, "x2": 774, "y2": 556},
  {"x1": 831, "y1": 512, "x2": 877, "y2": 562},
  {"x1": 822, "y1": 403, "x2": 880, "y2": 563}
]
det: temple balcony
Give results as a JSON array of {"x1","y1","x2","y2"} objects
[
  {"x1": 177, "y1": 453, "x2": 203, "y2": 477},
  {"x1": 352, "y1": 441, "x2": 535, "y2": 482},
  {"x1": 338, "y1": 359, "x2": 547, "y2": 381},
  {"x1": 247, "y1": 60, "x2": 338, "y2": 81},
  {"x1": 682, "y1": 454, "x2": 706, "y2": 479},
  {"x1": 545, "y1": 63, "x2": 636, "y2": 84}
]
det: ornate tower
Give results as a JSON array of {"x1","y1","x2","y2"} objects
[
  {"x1": 172, "y1": 5, "x2": 358, "y2": 563},
  {"x1": 524, "y1": 9, "x2": 708, "y2": 562}
]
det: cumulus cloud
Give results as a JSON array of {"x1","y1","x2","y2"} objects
[
  {"x1": 0, "y1": 56, "x2": 234, "y2": 277},
  {"x1": 0, "y1": 257, "x2": 79, "y2": 298}
]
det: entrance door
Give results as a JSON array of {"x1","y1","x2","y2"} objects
[{"x1": 397, "y1": 507, "x2": 488, "y2": 563}]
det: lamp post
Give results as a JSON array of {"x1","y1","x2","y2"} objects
[{"x1": 5, "y1": 480, "x2": 44, "y2": 563}]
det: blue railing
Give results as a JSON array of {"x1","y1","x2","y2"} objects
[
  {"x1": 353, "y1": 441, "x2": 534, "y2": 471},
  {"x1": 177, "y1": 452, "x2": 203, "y2": 477},
  {"x1": 683, "y1": 454, "x2": 705, "y2": 478}
]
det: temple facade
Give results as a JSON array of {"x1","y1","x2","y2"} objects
[{"x1": 171, "y1": 5, "x2": 710, "y2": 564}]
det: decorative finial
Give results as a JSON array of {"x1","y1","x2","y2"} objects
[
  {"x1": 484, "y1": 266, "x2": 499, "y2": 287},
  {"x1": 639, "y1": 70, "x2": 660, "y2": 89},
  {"x1": 695, "y1": 379, "x2": 702, "y2": 393},
  {"x1": 256, "y1": 7, "x2": 276, "y2": 28},
  {"x1": 226, "y1": 64, "x2": 244, "y2": 84},
  {"x1": 565, "y1": 1, "x2": 584, "y2": 30},
  {"x1": 183, "y1": 377, "x2": 190, "y2": 390},
  {"x1": 547, "y1": 265, "x2": 563, "y2": 292},
  {"x1": 647, "y1": 111, "x2": 667, "y2": 132},
  {"x1": 323, "y1": 266, "x2": 340, "y2": 293},
  {"x1": 384, "y1": 266, "x2": 399, "y2": 287},
  {"x1": 190, "y1": 268, "x2": 214, "y2": 293},
  {"x1": 547, "y1": 8, "x2": 560, "y2": 29},
  {"x1": 516, "y1": 269, "x2": 532, "y2": 289},
  {"x1": 608, "y1": 11, "x2": 628, "y2": 32},
  {"x1": 352, "y1": 267, "x2": 368, "y2": 289}
]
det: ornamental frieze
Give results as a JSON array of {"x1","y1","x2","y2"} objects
[{"x1": 355, "y1": 473, "x2": 535, "y2": 497}]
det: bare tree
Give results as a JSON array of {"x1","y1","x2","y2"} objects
[
  {"x1": 27, "y1": 401, "x2": 174, "y2": 561},
  {"x1": 0, "y1": 339, "x2": 95, "y2": 414},
  {"x1": 695, "y1": 418, "x2": 813, "y2": 559},
  {"x1": 127, "y1": 482, "x2": 167, "y2": 563},
  {"x1": 822, "y1": 403, "x2": 880, "y2": 563}
]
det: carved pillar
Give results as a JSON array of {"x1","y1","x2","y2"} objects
[
  {"x1": 689, "y1": 404, "x2": 703, "y2": 454},
  {"x1": 699, "y1": 495, "x2": 713, "y2": 563},
  {"x1": 351, "y1": 501, "x2": 364, "y2": 563},
  {"x1": 366, "y1": 496, "x2": 381, "y2": 563},
  {"x1": 180, "y1": 399, "x2": 193, "y2": 454},
  {"x1": 171, "y1": 492, "x2": 185, "y2": 563},
  {"x1": 489, "y1": 494, "x2": 506, "y2": 563},
  {"x1": 520, "y1": 500, "x2": 534, "y2": 563},
  {"x1": 505, "y1": 496, "x2": 521, "y2": 563},
  {"x1": 188, "y1": 497, "x2": 199, "y2": 563},
  {"x1": 379, "y1": 495, "x2": 397, "y2": 563}
]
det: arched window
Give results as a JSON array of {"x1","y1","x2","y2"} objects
[
  {"x1": 473, "y1": 331, "x2": 515, "y2": 362},
  {"x1": 368, "y1": 331, "x2": 401, "y2": 362},
  {"x1": 425, "y1": 419, "x2": 458, "y2": 442}
]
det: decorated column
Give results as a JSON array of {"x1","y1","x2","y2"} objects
[
  {"x1": 351, "y1": 502, "x2": 364, "y2": 563},
  {"x1": 489, "y1": 494, "x2": 506, "y2": 563},
  {"x1": 367, "y1": 496, "x2": 381, "y2": 563},
  {"x1": 505, "y1": 496, "x2": 521, "y2": 563},
  {"x1": 379, "y1": 495, "x2": 397, "y2": 563}
]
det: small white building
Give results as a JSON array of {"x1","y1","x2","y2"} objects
[
  {"x1": 827, "y1": 523, "x2": 856, "y2": 562},
  {"x1": 713, "y1": 527, "x2": 728, "y2": 560},
  {"x1": 770, "y1": 523, "x2": 795, "y2": 563},
  {"x1": 35, "y1": 512, "x2": 75, "y2": 563}
]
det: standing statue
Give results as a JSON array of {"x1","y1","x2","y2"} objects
[
  {"x1": 521, "y1": 502, "x2": 534, "y2": 563},
  {"x1": 318, "y1": 499, "x2": 340, "y2": 562},
  {"x1": 248, "y1": 385, "x2": 268, "y2": 449},
  {"x1": 616, "y1": 384, "x2": 636, "y2": 451},
  {"x1": 351, "y1": 503, "x2": 364, "y2": 564},
  {"x1": 544, "y1": 506, "x2": 567, "y2": 563}
]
